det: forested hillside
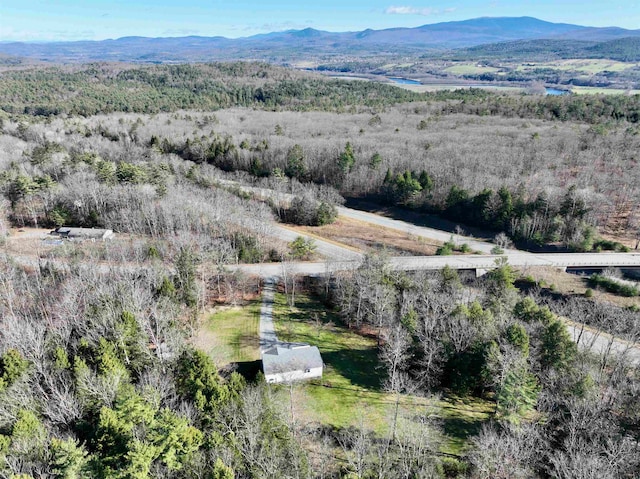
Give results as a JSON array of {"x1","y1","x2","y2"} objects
[
  {"x1": 0, "y1": 64, "x2": 422, "y2": 117},
  {"x1": 447, "y1": 37, "x2": 640, "y2": 62},
  {"x1": 2, "y1": 64, "x2": 640, "y2": 247},
  {"x1": 0, "y1": 62, "x2": 639, "y2": 478}
]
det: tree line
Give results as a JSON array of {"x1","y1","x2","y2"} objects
[
  {"x1": 0, "y1": 63, "x2": 424, "y2": 117},
  {"x1": 323, "y1": 254, "x2": 640, "y2": 477}
]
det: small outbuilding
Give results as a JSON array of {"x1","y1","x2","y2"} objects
[
  {"x1": 262, "y1": 343, "x2": 323, "y2": 384},
  {"x1": 52, "y1": 227, "x2": 114, "y2": 241}
]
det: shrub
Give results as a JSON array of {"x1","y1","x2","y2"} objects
[
  {"x1": 289, "y1": 236, "x2": 316, "y2": 260},
  {"x1": 436, "y1": 242, "x2": 454, "y2": 256},
  {"x1": 592, "y1": 239, "x2": 630, "y2": 252},
  {"x1": 589, "y1": 274, "x2": 639, "y2": 297},
  {"x1": 286, "y1": 196, "x2": 337, "y2": 226},
  {"x1": 441, "y1": 457, "x2": 469, "y2": 478}
]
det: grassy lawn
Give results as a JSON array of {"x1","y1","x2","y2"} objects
[
  {"x1": 194, "y1": 302, "x2": 261, "y2": 366},
  {"x1": 272, "y1": 291, "x2": 494, "y2": 455}
]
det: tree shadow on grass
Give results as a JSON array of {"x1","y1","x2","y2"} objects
[
  {"x1": 276, "y1": 293, "x2": 386, "y2": 390},
  {"x1": 234, "y1": 360, "x2": 262, "y2": 382},
  {"x1": 275, "y1": 327, "x2": 384, "y2": 390},
  {"x1": 442, "y1": 416, "x2": 484, "y2": 445},
  {"x1": 320, "y1": 348, "x2": 384, "y2": 390}
]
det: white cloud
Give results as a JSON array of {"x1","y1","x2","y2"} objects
[{"x1": 384, "y1": 6, "x2": 456, "y2": 15}]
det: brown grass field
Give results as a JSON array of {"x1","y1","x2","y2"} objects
[
  {"x1": 518, "y1": 266, "x2": 640, "y2": 309},
  {"x1": 293, "y1": 216, "x2": 443, "y2": 255}
]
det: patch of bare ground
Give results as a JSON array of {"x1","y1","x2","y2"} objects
[
  {"x1": 3, "y1": 227, "x2": 141, "y2": 258},
  {"x1": 4, "y1": 227, "x2": 52, "y2": 256},
  {"x1": 600, "y1": 230, "x2": 639, "y2": 250},
  {"x1": 293, "y1": 216, "x2": 443, "y2": 256},
  {"x1": 519, "y1": 266, "x2": 640, "y2": 308}
]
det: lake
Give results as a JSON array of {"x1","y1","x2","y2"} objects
[
  {"x1": 545, "y1": 88, "x2": 569, "y2": 96},
  {"x1": 388, "y1": 77, "x2": 421, "y2": 85}
]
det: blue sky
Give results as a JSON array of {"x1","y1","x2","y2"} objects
[{"x1": 1, "y1": 0, "x2": 638, "y2": 42}]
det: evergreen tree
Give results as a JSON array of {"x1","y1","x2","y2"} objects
[
  {"x1": 284, "y1": 144, "x2": 307, "y2": 180},
  {"x1": 338, "y1": 142, "x2": 356, "y2": 174},
  {"x1": 496, "y1": 364, "x2": 540, "y2": 421},
  {"x1": 541, "y1": 319, "x2": 577, "y2": 371}
]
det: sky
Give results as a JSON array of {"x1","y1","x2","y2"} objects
[{"x1": 1, "y1": 0, "x2": 638, "y2": 42}]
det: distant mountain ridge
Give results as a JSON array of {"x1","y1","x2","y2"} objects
[{"x1": 1, "y1": 16, "x2": 639, "y2": 63}]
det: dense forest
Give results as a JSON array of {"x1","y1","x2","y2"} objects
[
  {"x1": 0, "y1": 62, "x2": 639, "y2": 478},
  {"x1": 2, "y1": 63, "x2": 640, "y2": 249},
  {"x1": 0, "y1": 64, "x2": 423, "y2": 117},
  {"x1": 445, "y1": 37, "x2": 640, "y2": 63}
]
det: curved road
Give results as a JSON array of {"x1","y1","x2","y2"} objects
[
  {"x1": 336, "y1": 206, "x2": 520, "y2": 254},
  {"x1": 219, "y1": 178, "x2": 509, "y2": 254},
  {"x1": 567, "y1": 319, "x2": 640, "y2": 366},
  {"x1": 272, "y1": 224, "x2": 362, "y2": 262}
]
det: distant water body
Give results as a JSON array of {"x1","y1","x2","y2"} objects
[
  {"x1": 388, "y1": 77, "x2": 421, "y2": 85},
  {"x1": 545, "y1": 88, "x2": 569, "y2": 95}
]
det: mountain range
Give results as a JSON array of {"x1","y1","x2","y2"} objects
[{"x1": 1, "y1": 16, "x2": 639, "y2": 63}]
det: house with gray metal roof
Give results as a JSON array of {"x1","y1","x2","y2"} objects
[
  {"x1": 52, "y1": 227, "x2": 114, "y2": 241},
  {"x1": 262, "y1": 343, "x2": 323, "y2": 383}
]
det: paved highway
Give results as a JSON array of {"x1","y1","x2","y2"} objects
[
  {"x1": 272, "y1": 224, "x2": 363, "y2": 261},
  {"x1": 232, "y1": 253, "x2": 640, "y2": 277},
  {"x1": 218, "y1": 178, "x2": 509, "y2": 253},
  {"x1": 336, "y1": 206, "x2": 519, "y2": 254},
  {"x1": 566, "y1": 319, "x2": 640, "y2": 366}
]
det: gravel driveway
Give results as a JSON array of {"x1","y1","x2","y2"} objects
[{"x1": 259, "y1": 277, "x2": 280, "y2": 352}]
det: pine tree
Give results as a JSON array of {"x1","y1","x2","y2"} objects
[{"x1": 338, "y1": 142, "x2": 356, "y2": 174}]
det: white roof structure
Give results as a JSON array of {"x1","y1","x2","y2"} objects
[
  {"x1": 262, "y1": 343, "x2": 323, "y2": 383},
  {"x1": 53, "y1": 227, "x2": 114, "y2": 240}
]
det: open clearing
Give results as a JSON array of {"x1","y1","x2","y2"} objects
[
  {"x1": 443, "y1": 64, "x2": 501, "y2": 75},
  {"x1": 571, "y1": 86, "x2": 640, "y2": 95},
  {"x1": 4, "y1": 227, "x2": 61, "y2": 256},
  {"x1": 3, "y1": 226, "x2": 147, "y2": 262},
  {"x1": 292, "y1": 216, "x2": 442, "y2": 256},
  {"x1": 518, "y1": 266, "x2": 640, "y2": 309},
  {"x1": 395, "y1": 82, "x2": 525, "y2": 93},
  {"x1": 272, "y1": 291, "x2": 494, "y2": 455},
  {"x1": 193, "y1": 302, "x2": 261, "y2": 366},
  {"x1": 516, "y1": 59, "x2": 637, "y2": 74}
]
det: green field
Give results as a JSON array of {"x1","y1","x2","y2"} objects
[
  {"x1": 195, "y1": 302, "x2": 261, "y2": 366},
  {"x1": 570, "y1": 86, "x2": 640, "y2": 95},
  {"x1": 396, "y1": 83, "x2": 524, "y2": 94},
  {"x1": 516, "y1": 59, "x2": 637, "y2": 74},
  {"x1": 444, "y1": 64, "x2": 500, "y2": 75},
  {"x1": 272, "y1": 291, "x2": 494, "y2": 454},
  {"x1": 381, "y1": 62, "x2": 416, "y2": 69}
]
